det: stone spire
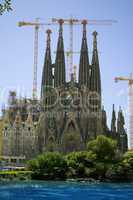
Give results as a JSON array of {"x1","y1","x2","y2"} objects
[
  {"x1": 117, "y1": 107, "x2": 128, "y2": 152},
  {"x1": 117, "y1": 106, "x2": 125, "y2": 134},
  {"x1": 41, "y1": 29, "x2": 53, "y2": 99},
  {"x1": 111, "y1": 104, "x2": 116, "y2": 132},
  {"x1": 3, "y1": 110, "x2": 10, "y2": 124},
  {"x1": 90, "y1": 31, "x2": 101, "y2": 96},
  {"x1": 12, "y1": 111, "x2": 22, "y2": 157},
  {"x1": 26, "y1": 112, "x2": 33, "y2": 124},
  {"x1": 78, "y1": 20, "x2": 90, "y2": 87},
  {"x1": 89, "y1": 31, "x2": 101, "y2": 111},
  {"x1": 54, "y1": 19, "x2": 66, "y2": 87},
  {"x1": 14, "y1": 111, "x2": 21, "y2": 127},
  {"x1": 102, "y1": 106, "x2": 108, "y2": 133}
]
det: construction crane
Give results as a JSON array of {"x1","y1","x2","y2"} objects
[
  {"x1": 18, "y1": 19, "x2": 51, "y2": 100},
  {"x1": 54, "y1": 50, "x2": 79, "y2": 81},
  {"x1": 66, "y1": 51, "x2": 79, "y2": 81},
  {"x1": 115, "y1": 74, "x2": 133, "y2": 150},
  {"x1": 52, "y1": 18, "x2": 117, "y2": 80}
]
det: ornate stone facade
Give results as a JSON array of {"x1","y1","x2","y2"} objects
[{"x1": 0, "y1": 19, "x2": 128, "y2": 160}]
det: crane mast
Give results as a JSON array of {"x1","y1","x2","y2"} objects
[
  {"x1": 115, "y1": 74, "x2": 133, "y2": 150},
  {"x1": 33, "y1": 24, "x2": 39, "y2": 100},
  {"x1": 18, "y1": 19, "x2": 51, "y2": 100}
]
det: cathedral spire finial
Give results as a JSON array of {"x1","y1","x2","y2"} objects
[
  {"x1": 113, "y1": 104, "x2": 115, "y2": 111},
  {"x1": 59, "y1": 19, "x2": 64, "y2": 26},
  {"x1": 92, "y1": 31, "x2": 98, "y2": 50},
  {"x1": 46, "y1": 29, "x2": 52, "y2": 46},
  {"x1": 45, "y1": 29, "x2": 52, "y2": 60},
  {"x1": 82, "y1": 19, "x2": 87, "y2": 39},
  {"x1": 58, "y1": 19, "x2": 64, "y2": 38}
]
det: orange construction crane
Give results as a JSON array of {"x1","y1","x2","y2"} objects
[
  {"x1": 18, "y1": 19, "x2": 51, "y2": 100},
  {"x1": 115, "y1": 74, "x2": 133, "y2": 150},
  {"x1": 52, "y1": 18, "x2": 117, "y2": 81}
]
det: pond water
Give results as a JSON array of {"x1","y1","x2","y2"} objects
[{"x1": 0, "y1": 181, "x2": 133, "y2": 200}]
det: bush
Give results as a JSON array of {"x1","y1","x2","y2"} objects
[
  {"x1": 123, "y1": 151, "x2": 133, "y2": 167},
  {"x1": 65, "y1": 151, "x2": 96, "y2": 178},
  {"x1": 87, "y1": 135, "x2": 117, "y2": 162},
  {"x1": 0, "y1": 171, "x2": 32, "y2": 181},
  {"x1": 106, "y1": 151, "x2": 133, "y2": 182},
  {"x1": 27, "y1": 137, "x2": 133, "y2": 182},
  {"x1": 28, "y1": 152, "x2": 68, "y2": 180}
]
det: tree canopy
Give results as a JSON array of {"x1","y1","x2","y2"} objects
[
  {"x1": 0, "y1": 0, "x2": 12, "y2": 15},
  {"x1": 87, "y1": 135, "x2": 117, "y2": 162},
  {"x1": 27, "y1": 136, "x2": 133, "y2": 182}
]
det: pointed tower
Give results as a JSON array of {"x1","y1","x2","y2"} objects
[
  {"x1": 79, "y1": 20, "x2": 90, "y2": 87},
  {"x1": 3, "y1": 110, "x2": 10, "y2": 124},
  {"x1": 26, "y1": 112, "x2": 33, "y2": 125},
  {"x1": 117, "y1": 107, "x2": 128, "y2": 152},
  {"x1": 54, "y1": 19, "x2": 66, "y2": 87},
  {"x1": 1, "y1": 111, "x2": 11, "y2": 156},
  {"x1": 111, "y1": 104, "x2": 116, "y2": 132},
  {"x1": 117, "y1": 106, "x2": 125, "y2": 134},
  {"x1": 14, "y1": 111, "x2": 22, "y2": 127},
  {"x1": 41, "y1": 29, "x2": 53, "y2": 99},
  {"x1": 12, "y1": 111, "x2": 22, "y2": 156},
  {"x1": 90, "y1": 31, "x2": 101, "y2": 109},
  {"x1": 102, "y1": 106, "x2": 108, "y2": 134}
]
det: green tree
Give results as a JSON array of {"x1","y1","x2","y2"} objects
[
  {"x1": 27, "y1": 152, "x2": 68, "y2": 180},
  {"x1": 0, "y1": 0, "x2": 12, "y2": 15},
  {"x1": 87, "y1": 135, "x2": 117, "y2": 162},
  {"x1": 106, "y1": 152, "x2": 133, "y2": 182},
  {"x1": 65, "y1": 151, "x2": 96, "y2": 178},
  {"x1": 122, "y1": 151, "x2": 133, "y2": 173},
  {"x1": 87, "y1": 135, "x2": 118, "y2": 178}
]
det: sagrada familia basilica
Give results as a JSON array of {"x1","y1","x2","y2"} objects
[{"x1": 0, "y1": 19, "x2": 127, "y2": 163}]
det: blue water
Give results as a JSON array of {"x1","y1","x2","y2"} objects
[{"x1": 0, "y1": 181, "x2": 133, "y2": 200}]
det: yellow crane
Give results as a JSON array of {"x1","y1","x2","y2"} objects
[
  {"x1": 115, "y1": 74, "x2": 133, "y2": 150},
  {"x1": 54, "y1": 50, "x2": 79, "y2": 81},
  {"x1": 18, "y1": 19, "x2": 51, "y2": 100},
  {"x1": 66, "y1": 51, "x2": 79, "y2": 81}
]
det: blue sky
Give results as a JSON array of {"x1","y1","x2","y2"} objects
[{"x1": 0, "y1": 0, "x2": 133, "y2": 128}]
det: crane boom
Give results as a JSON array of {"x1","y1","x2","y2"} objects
[
  {"x1": 18, "y1": 19, "x2": 51, "y2": 100},
  {"x1": 18, "y1": 21, "x2": 51, "y2": 27},
  {"x1": 115, "y1": 77, "x2": 133, "y2": 82}
]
